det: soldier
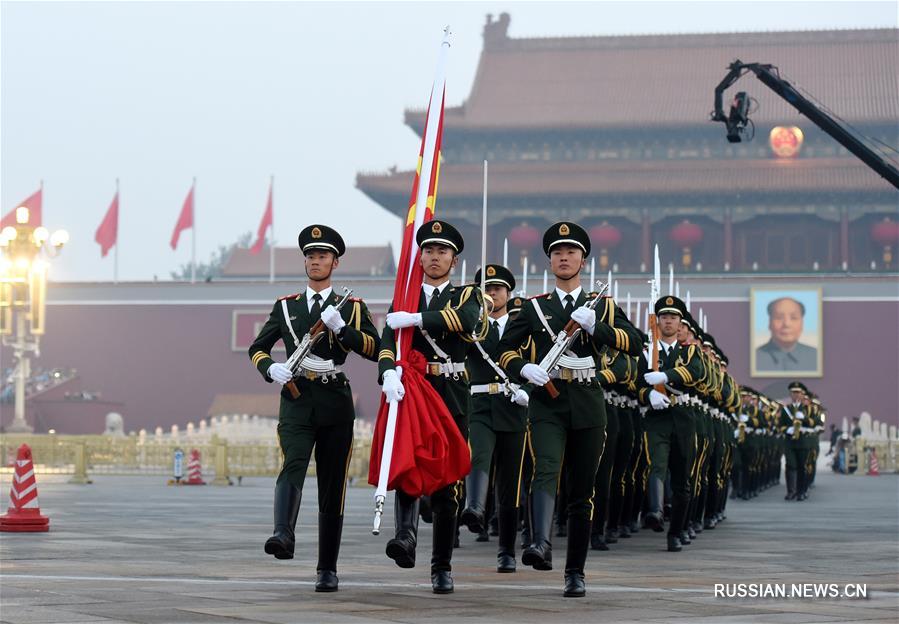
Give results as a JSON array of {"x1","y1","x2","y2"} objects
[
  {"x1": 249, "y1": 224, "x2": 380, "y2": 592},
  {"x1": 460, "y1": 264, "x2": 530, "y2": 573},
  {"x1": 496, "y1": 221, "x2": 643, "y2": 597},
  {"x1": 779, "y1": 381, "x2": 811, "y2": 501},
  {"x1": 640, "y1": 296, "x2": 703, "y2": 552},
  {"x1": 377, "y1": 220, "x2": 483, "y2": 594}
]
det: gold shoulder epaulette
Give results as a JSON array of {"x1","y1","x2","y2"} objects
[{"x1": 278, "y1": 293, "x2": 301, "y2": 301}]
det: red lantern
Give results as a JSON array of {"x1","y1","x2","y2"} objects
[
  {"x1": 769, "y1": 126, "x2": 804, "y2": 158},
  {"x1": 871, "y1": 217, "x2": 899, "y2": 266},
  {"x1": 590, "y1": 222, "x2": 621, "y2": 270},
  {"x1": 669, "y1": 220, "x2": 703, "y2": 269},
  {"x1": 509, "y1": 223, "x2": 540, "y2": 250}
]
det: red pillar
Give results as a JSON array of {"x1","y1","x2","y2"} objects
[
  {"x1": 724, "y1": 208, "x2": 733, "y2": 271},
  {"x1": 641, "y1": 210, "x2": 651, "y2": 271},
  {"x1": 840, "y1": 208, "x2": 849, "y2": 270}
]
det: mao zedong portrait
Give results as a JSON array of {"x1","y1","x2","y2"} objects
[{"x1": 755, "y1": 297, "x2": 818, "y2": 372}]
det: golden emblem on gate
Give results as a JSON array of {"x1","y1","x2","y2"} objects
[
  {"x1": 311, "y1": 227, "x2": 322, "y2": 239},
  {"x1": 432, "y1": 222, "x2": 443, "y2": 234},
  {"x1": 559, "y1": 224, "x2": 570, "y2": 236},
  {"x1": 487, "y1": 266, "x2": 496, "y2": 277},
  {"x1": 666, "y1": 297, "x2": 674, "y2": 305}
]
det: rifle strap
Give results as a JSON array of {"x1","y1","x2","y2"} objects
[
  {"x1": 531, "y1": 298, "x2": 578, "y2": 359},
  {"x1": 281, "y1": 299, "x2": 301, "y2": 348}
]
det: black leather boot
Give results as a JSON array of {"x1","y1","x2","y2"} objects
[
  {"x1": 431, "y1": 512, "x2": 456, "y2": 594},
  {"x1": 563, "y1": 517, "x2": 591, "y2": 597},
  {"x1": 264, "y1": 480, "x2": 301, "y2": 560},
  {"x1": 784, "y1": 470, "x2": 797, "y2": 501},
  {"x1": 666, "y1": 533, "x2": 682, "y2": 552},
  {"x1": 521, "y1": 490, "x2": 554, "y2": 571},
  {"x1": 315, "y1": 513, "x2": 342, "y2": 592},
  {"x1": 460, "y1": 470, "x2": 489, "y2": 534},
  {"x1": 386, "y1": 491, "x2": 419, "y2": 568},
  {"x1": 496, "y1": 506, "x2": 518, "y2": 573},
  {"x1": 644, "y1": 476, "x2": 665, "y2": 532},
  {"x1": 590, "y1": 530, "x2": 609, "y2": 551}
]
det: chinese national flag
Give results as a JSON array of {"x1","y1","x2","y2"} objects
[
  {"x1": 170, "y1": 183, "x2": 194, "y2": 250},
  {"x1": 249, "y1": 180, "x2": 273, "y2": 255},
  {"x1": 95, "y1": 190, "x2": 119, "y2": 257},
  {"x1": 368, "y1": 83, "x2": 471, "y2": 497},
  {"x1": 1, "y1": 188, "x2": 42, "y2": 228}
]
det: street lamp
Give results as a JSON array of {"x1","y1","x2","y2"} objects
[{"x1": 0, "y1": 206, "x2": 68, "y2": 433}]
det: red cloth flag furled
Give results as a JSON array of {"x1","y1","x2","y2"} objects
[
  {"x1": 170, "y1": 182, "x2": 194, "y2": 250},
  {"x1": 1, "y1": 187, "x2": 42, "y2": 228},
  {"x1": 369, "y1": 32, "x2": 469, "y2": 497},
  {"x1": 250, "y1": 180, "x2": 273, "y2": 255},
  {"x1": 95, "y1": 189, "x2": 119, "y2": 257}
]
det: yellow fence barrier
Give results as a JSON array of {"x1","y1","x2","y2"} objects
[{"x1": 0, "y1": 434, "x2": 374, "y2": 485}]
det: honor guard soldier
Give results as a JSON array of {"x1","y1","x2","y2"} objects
[
  {"x1": 377, "y1": 220, "x2": 484, "y2": 594},
  {"x1": 460, "y1": 264, "x2": 530, "y2": 573},
  {"x1": 249, "y1": 224, "x2": 380, "y2": 592},
  {"x1": 779, "y1": 382, "x2": 812, "y2": 501},
  {"x1": 640, "y1": 295, "x2": 704, "y2": 552},
  {"x1": 497, "y1": 222, "x2": 643, "y2": 597}
]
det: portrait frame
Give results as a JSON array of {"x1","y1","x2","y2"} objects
[{"x1": 750, "y1": 287, "x2": 823, "y2": 378}]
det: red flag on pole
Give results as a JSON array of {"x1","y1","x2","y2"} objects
[
  {"x1": 368, "y1": 33, "x2": 470, "y2": 497},
  {"x1": 1, "y1": 188, "x2": 42, "y2": 228},
  {"x1": 170, "y1": 183, "x2": 194, "y2": 250},
  {"x1": 250, "y1": 180, "x2": 273, "y2": 255},
  {"x1": 95, "y1": 190, "x2": 119, "y2": 257}
]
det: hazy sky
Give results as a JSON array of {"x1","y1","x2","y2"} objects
[{"x1": 2, "y1": 1, "x2": 896, "y2": 282}]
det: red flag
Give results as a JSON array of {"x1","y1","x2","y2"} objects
[
  {"x1": 368, "y1": 85, "x2": 471, "y2": 496},
  {"x1": 250, "y1": 180, "x2": 273, "y2": 255},
  {"x1": 170, "y1": 183, "x2": 194, "y2": 250},
  {"x1": 1, "y1": 188, "x2": 42, "y2": 228},
  {"x1": 95, "y1": 190, "x2": 119, "y2": 257}
]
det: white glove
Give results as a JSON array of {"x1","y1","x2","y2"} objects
[
  {"x1": 644, "y1": 371, "x2": 668, "y2": 386},
  {"x1": 320, "y1": 305, "x2": 345, "y2": 333},
  {"x1": 510, "y1": 388, "x2": 529, "y2": 407},
  {"x1": 795, "y1": 411, "x2": 804, "y2": 420},
  {"x1": 649, "y1": 389, "x2": 670, "y2": 410},
  {"x1": 739, "y1": 413, "x2": 749, "y2": 423},
  {"x1": 381, "y1": 369, "x2": 405, "y2": 402},
  {"x1": 267, "y1": 363, "x2": 293, "y2": 385},
  {"x1": 570, "y1": 307, "x2": 596, "y2": 335},
  {"x1": 733, "y1": 429, "x2": 741, "y2": 439},
  {"x1": 386, "y1": 311, "x2": 422, "y2": 330},
  {"x1": 520, "y1": 363, "x2": 550, "y2": 386},
  {"x1": 786, "y1": 426, "x2": 795, "y2": 435}
]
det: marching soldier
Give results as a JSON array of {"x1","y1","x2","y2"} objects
[
  {"x1": 377, "y1": 220, "x2": 483, "y2": 594},
  {"x1": 249, "y1": 224, "x2": 380, "y2": 592},
  {"x1": 639, "y1": 296, "x2": 703, "y2": 552},
  {"x1": 460, "y1": 264, "x2": 531, "y2": 573},
  {"x1": 497, "y1": 222, "x2": 643, "y2": 597},
  {"x1": 779, "y1": 381, "x2": 811, "y2": 501}
]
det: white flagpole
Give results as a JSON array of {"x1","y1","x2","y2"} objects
[
  {"x1": 374, "y1": 27, "x2": 451, "y2": 535},
  {"x1": 503, "y1": 237, "x2": 508, "y2": 268},
  {"x1": 542, "y1": 269, "x2": 547, "y2": 293},
  {"x1": 626, "y1": 292, "x2": 631, "y2": 318},
  {"x1": 614, "y1": 280, "x2": 619, "y2": 301},
  {"x1": 269, "y1": 176, "x2": 275, "y2": 284},
  {"x1": 675, "y1": 280, "x2": 680, "y2": 298},
  {"x1": 589, "y1": 257, "x2": 595, "y2": 287},
  {"x1": 460, "y1": 259, "x2": 467, "y2": 284},
  {"x1": 190, "y1": 177, "x2": 196, "y2": 284},
  {"x1": 480, "y1": 161, "x2": 488, "y2": 294},
  {"x1": 114, "y1": 178, "x2": 119, "y2": 284},
  {"x1": 521, "y1": 255, "x2": 528, "y2": 296},
  {"x1": 668, "y1": 263, "x2": 674, "y2": 294}
]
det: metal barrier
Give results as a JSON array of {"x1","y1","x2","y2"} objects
[{"x1": 0, "y1": 434, "x2": 374, "y2": 484}]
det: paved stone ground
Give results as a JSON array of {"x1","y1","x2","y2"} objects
[{"x1": 1, "y1": 469, "x2": 897, "y2": 624}]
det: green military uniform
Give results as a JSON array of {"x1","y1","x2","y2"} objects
[
  {"x1": 779, "y1": 381, "x2": 813, "y2": 501},
  {"x1": 249, "y1": 224, "x2": 380, "y2": 592},
  {"x1": 460, "y1": 265, "x2": 530, "y2": 573},
  {"x1": 497, "y1": 221, "x2": 643, "y2": 598},
  {"x1": 377, "y1": 220, "x2": 484, "y2": 594},
  {"x1": 638, "y1": 297, "x2": 704, "y2": 552}
]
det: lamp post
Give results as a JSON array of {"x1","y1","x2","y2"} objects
[{"x1": 0, "y1": 206, "x2": 68, "y2": 432}]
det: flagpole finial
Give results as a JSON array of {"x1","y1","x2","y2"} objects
[{"x1": 442, "y1": 25, "x2": 452, "y2": 45}]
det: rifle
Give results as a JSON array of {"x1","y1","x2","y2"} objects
[
  {"x1": 538, "y1": 280, "x2": 609, "y2": 399},
  {"x1": 283, "y1": 287, "x2": 354, "y2": 399},
  {"x1": 647, "y1": 245, "x2": 667, "y2": 396}
]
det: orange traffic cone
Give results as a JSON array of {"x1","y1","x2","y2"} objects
[
  {"x1": 867, "y1": 448, "x2": 880, "y2": 476},
  {"x1": 0, "y1": 444, "x2": 50, "y2": 532},
  {"x1": 185, "y1": 449, "x2": 206, "y2": 485}
]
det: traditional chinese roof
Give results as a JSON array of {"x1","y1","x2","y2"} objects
[{"x1": 406, "y1": 16, "x2": 897, "y2": 132}]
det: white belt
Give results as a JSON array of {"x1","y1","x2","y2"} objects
[
  {"x1": 549, "y1": 366, "x2": 596, "y2": 382},
  {"x1": 426, "y1": 361, "x2": 467, "y2": 378},
  {"x1": 297, "y1": 366, "x2": 343, "y2": 382},
  {"x1": 675, "y1": 395, "x2": 691, "y2": 406},
  {"x1": 799, "y1": 427, "x2": 816, "y2": 433},
  {"x1": 471, "y1": 383, "x2": 509, "y2": 396}
]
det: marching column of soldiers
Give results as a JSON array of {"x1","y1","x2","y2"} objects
[{"x1": 249, "y1": 219, "x2": 827, "y2": 597}]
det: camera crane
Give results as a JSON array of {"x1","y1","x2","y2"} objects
[{"x1": 710, "y1": 59, "x2": 899, "y2": 190}]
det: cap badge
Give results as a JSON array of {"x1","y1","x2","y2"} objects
[
  {"x1": 666, "y1": 297, "x2": 674, "y2": 305},
  {"x1": 559, "y1": 224, "x2": 570, "y2": 236},
  {"x1": 432, "y1": 222, "x2": 443, "y2": 234},
  {"x1": 486, "y1": 266, "x2": 496, "y2": 277},
  {"x1": 311, "y1": 227, "x2": 322, "y2": 239}
]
